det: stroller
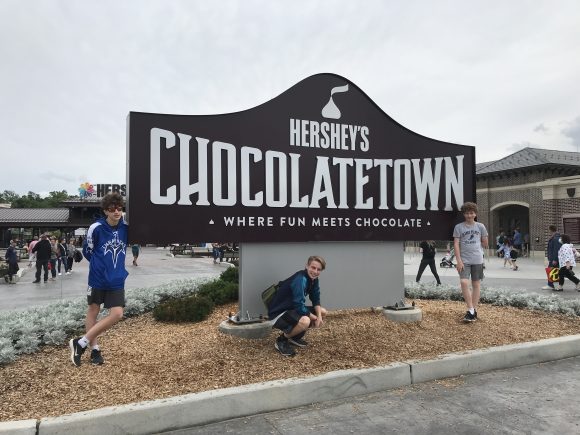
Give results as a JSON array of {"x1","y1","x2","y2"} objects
[{"x1": 440, "y1": 248, "x2": 456, "y2": 268}]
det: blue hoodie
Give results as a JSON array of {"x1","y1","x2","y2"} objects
[
  {"x1": 83, "y1": 216, "x2": 129, "y2": 290},
  {"x1": 268, "y1": 269, "x2": 321, "y2": 319}
]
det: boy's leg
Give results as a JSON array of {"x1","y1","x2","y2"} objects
[
  {"x1": 460, "y1": 279, "x2": 473, "y2": 307},
  {"x1": 85, "y1": 304, "x2": 101, "y2": 347},
  {"x1": 286, "y1": 316, "x2": 310, "y2": 338},
  {"x1": 85, "y1": 306, "x2": 124, "y2": 343},
  {"x1": 471, "y1": 279, "x2": 481, "y2": 308}
]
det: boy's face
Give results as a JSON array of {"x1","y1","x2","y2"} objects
[
  {"x1": 463, "y1": 210, "x2": 477, "y2": 222},
  {"x1": 306, "y1": 260, "x2": 323, "y2": 280},
  {"x1": 104, "y1": 204, "x2": 123, "y2": 224}
]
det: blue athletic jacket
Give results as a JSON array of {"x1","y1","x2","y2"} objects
[
  {"x1": 268, "y1": 269, "x2": 321, "y2": 319},
  {"x1": 83, "y1": 216, "x2": 129, "y2": 290}
]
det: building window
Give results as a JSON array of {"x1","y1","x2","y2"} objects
[{"x1": 563, "y1": 215, "x2": 580, "y2": 244}]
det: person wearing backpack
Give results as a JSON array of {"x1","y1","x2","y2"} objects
[
  {"x1": 415, "y1": 240, "x2": 441, "y2": 285},
  {"x1": 542, "y1": 225, "x2": 562, "y2": 290},
  {"x1": 267, "y1": 255, "x2": 327, "y2": 357}
]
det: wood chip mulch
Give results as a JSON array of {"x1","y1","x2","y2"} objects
[{"x1": 1, "y1": 300, "x2": 579, "y2": 422}]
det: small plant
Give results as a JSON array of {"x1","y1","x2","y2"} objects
[
  {"x1": 153, "y1": 294, "x2": 214, "y2": 323},
  {"x1": 219, "y1": 266, "x2": 239, "y2": 284},
  {"x1": 197, "y1": 279, "x2": 238, "y2": 305}
]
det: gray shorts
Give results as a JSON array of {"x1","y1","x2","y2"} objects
[{"x1": 458, "y1": 264, "x2": 484, "y2": 281}]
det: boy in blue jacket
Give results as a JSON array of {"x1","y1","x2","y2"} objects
[
  {"x1": 268, "y1": 256, "x2": 327, "y2": 357},
  {"x1": 69, "y1": 193, "x2": 129, "y2": 366}
]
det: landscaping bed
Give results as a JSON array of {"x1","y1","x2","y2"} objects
[{"x1": 1, "y1": 298, "x2": 579, "y2": 422}]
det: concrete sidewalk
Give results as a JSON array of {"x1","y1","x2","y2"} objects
[{"x1": 0, "y1": 247, "x2": 225, "y2": 312}]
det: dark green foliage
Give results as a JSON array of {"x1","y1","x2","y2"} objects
[
  {"x1": 219, "y1": 266, "x2": 239, "y2": 283},
  {"x1": 197, "y1": 279, "x2": 239, "y2": 305},
  {"x1": 153, "y1": 295, "x2": 214, "y2": 323}
]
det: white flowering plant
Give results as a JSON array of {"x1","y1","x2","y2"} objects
[
  {"x1": 405, "y1": 281, "x2": 580, "y2": 317},
  {"x1": 0, "y1": 277, "x2": 211, "y2": 365}
]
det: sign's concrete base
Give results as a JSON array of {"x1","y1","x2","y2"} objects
[
  {"x1": 219, "y1": 320, "x2": 273, "y2": 339},
  {"x1": 383, "y1": 308, "x2": 422, "y2": 323}
]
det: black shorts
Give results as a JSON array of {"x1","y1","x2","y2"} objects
[
  {"x1": 272, "y1": 307, "x2": 315, "y2": 334},
  {"x1": 87, "y1": 287, "x2": 125, "y2": 308}
]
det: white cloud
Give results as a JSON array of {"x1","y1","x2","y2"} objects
[{"x1": 1, "y1": 0, "x2": 580, "y2": 194}]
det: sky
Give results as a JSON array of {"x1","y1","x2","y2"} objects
[{"x1": 1, "y1": 0, "x2": 580, "y2": 197}]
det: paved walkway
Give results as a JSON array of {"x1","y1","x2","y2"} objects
[
  {"x1": 164, "y1": 356, "x2": 580, "y2": 434},
  {"x1": 2, "y1": 249, "x2": 576, "y2": 312},
  {"x1": 0, "y1": 247, "x2": 226, "y2": 312}
]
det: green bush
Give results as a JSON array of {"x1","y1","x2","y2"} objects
[
  {"x1": 219, "y1": 266, "x2": 239, "y2": 283},
  {"x1": 153, "y1": 294, "x2": 214, "y2": 323},
  {"x1": 197, "y1": 279, "x2": 239, "y2": 305}
]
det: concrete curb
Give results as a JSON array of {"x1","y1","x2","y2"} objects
[
  {"x1": 4, "y1": 334, "x2": 579, "y2": 434},
  {"x1": 0, "y1": 419, "x2": 36, "y2": 434},
  {"x1": 409, "y1": 334, "x2": 580, "y2": 384},
  {"x1": 38, "y1": 363, "x2": 411, "y2": 435}
]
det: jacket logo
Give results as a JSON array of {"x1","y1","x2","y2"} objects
[{"x1": 102, "y1": 232, "x2": 126, "y2": 268}]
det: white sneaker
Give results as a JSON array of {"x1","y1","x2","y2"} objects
[
  {"x1": 58, "y1": 273, "x2": 62, "y2": 276},
  {"x1": 541, "y1": 285, "x2": 553, "y2": 290},
  {"x1": 66, "y1": 271, "x2": 71, "y2": 275}
]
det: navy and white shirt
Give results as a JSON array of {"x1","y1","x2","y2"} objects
[{"x1": 83, "y1": 216, "x2": 129, "y2": 290}]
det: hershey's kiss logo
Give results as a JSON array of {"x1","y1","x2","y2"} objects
[{"x1": 321, "y1": 84, "x2": 349, "y2": 119}]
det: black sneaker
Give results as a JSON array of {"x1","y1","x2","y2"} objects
[
  {"x1": 288, "y1": 336, "x2": 308, "y2": 347},
  {"x1": 33, "y1": 279, "x2": 40, "y2": 283},
  {"x1": 90, "y1": 349, "x2": 104, "y2": 365},
  {"x1": 274, "y1": 336, "x2": 296, "y2": 357},
  {"x1": 69, "y1": 338, "x2": 86, "y2": 366},
  {"x1": 463, "y1": 311, "x2": 476, "y2": 322}
]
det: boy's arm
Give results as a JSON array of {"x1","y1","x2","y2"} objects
[
  {"x1": 290, "y1": 275, "x2": 309, "y2": 316},
  {"x1": 454, "y1": 237, "x2": 463, "y2": 271},
  {"x1": 481, "y1": 236, "x2": 489, "y2": 249}
]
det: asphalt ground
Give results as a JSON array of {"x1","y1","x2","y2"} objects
[{"x1": 163, "y1": 356, "x2": 580, "y2": 435}]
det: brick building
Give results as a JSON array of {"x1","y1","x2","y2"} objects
[{"x1": 476, "y1": 147, "x2": 580, "y2": 253}]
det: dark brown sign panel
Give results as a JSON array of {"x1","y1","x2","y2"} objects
[{"x1": 127, "y1": 73, "x2": 475, "y2": 244}]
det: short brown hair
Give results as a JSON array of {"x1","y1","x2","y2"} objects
[
  {"x1": 101, "y1": 192, "x2": 124, "y2": 211},
  {"x1": 460, "y1": 202, "x2": 478, "y2": 214},
  {"x1": 307, "y1": 255, "x2": 326, "y2": 270}
]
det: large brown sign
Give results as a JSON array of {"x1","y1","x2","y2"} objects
[{"x1": 127, "y1": 73, "x2": 475, "y2": 244}]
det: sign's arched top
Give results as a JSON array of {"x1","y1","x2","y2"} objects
[{"x1": 127, "y1": 73, "x2": 475, "y2": 244}]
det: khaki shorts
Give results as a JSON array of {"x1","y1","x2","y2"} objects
[{"x1": 459, "y1": 264, "x2": 484, "y2": 281}]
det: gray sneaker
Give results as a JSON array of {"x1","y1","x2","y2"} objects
[{"x1": 274, "y1": 335, "x2": 296, "y2": 357}]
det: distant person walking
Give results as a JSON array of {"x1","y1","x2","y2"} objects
[
  {"x1": 415, "y1": 240, "x2": 441, "y2": 285},
  {"x1": 57, "y1": 238, "x2": 69, "y2": 275},
  {"x1": 28, "y1": 235, "x2": 38, "y2": 267},
  {"x1": 554, "y1": 234, "x2": 580, "y2": 292},
  {"x1": 542, "y1": 225, "x2": 562, "y2": 290},
  {"x1": 66, "y1": 239, "x2": 77, "y2": 273},
  {"x1": 32, "y1": 233, "x2": 51, "y2": 283},
  {"x1": 131, "y1": 243, "x2": 140, "y2": 266},
  {"x1": 453, "y1": 202, "x2": 488, "y2": 322},
  {"x1": 5, "y1": 240, "x2": 19, "y2": 284}
]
